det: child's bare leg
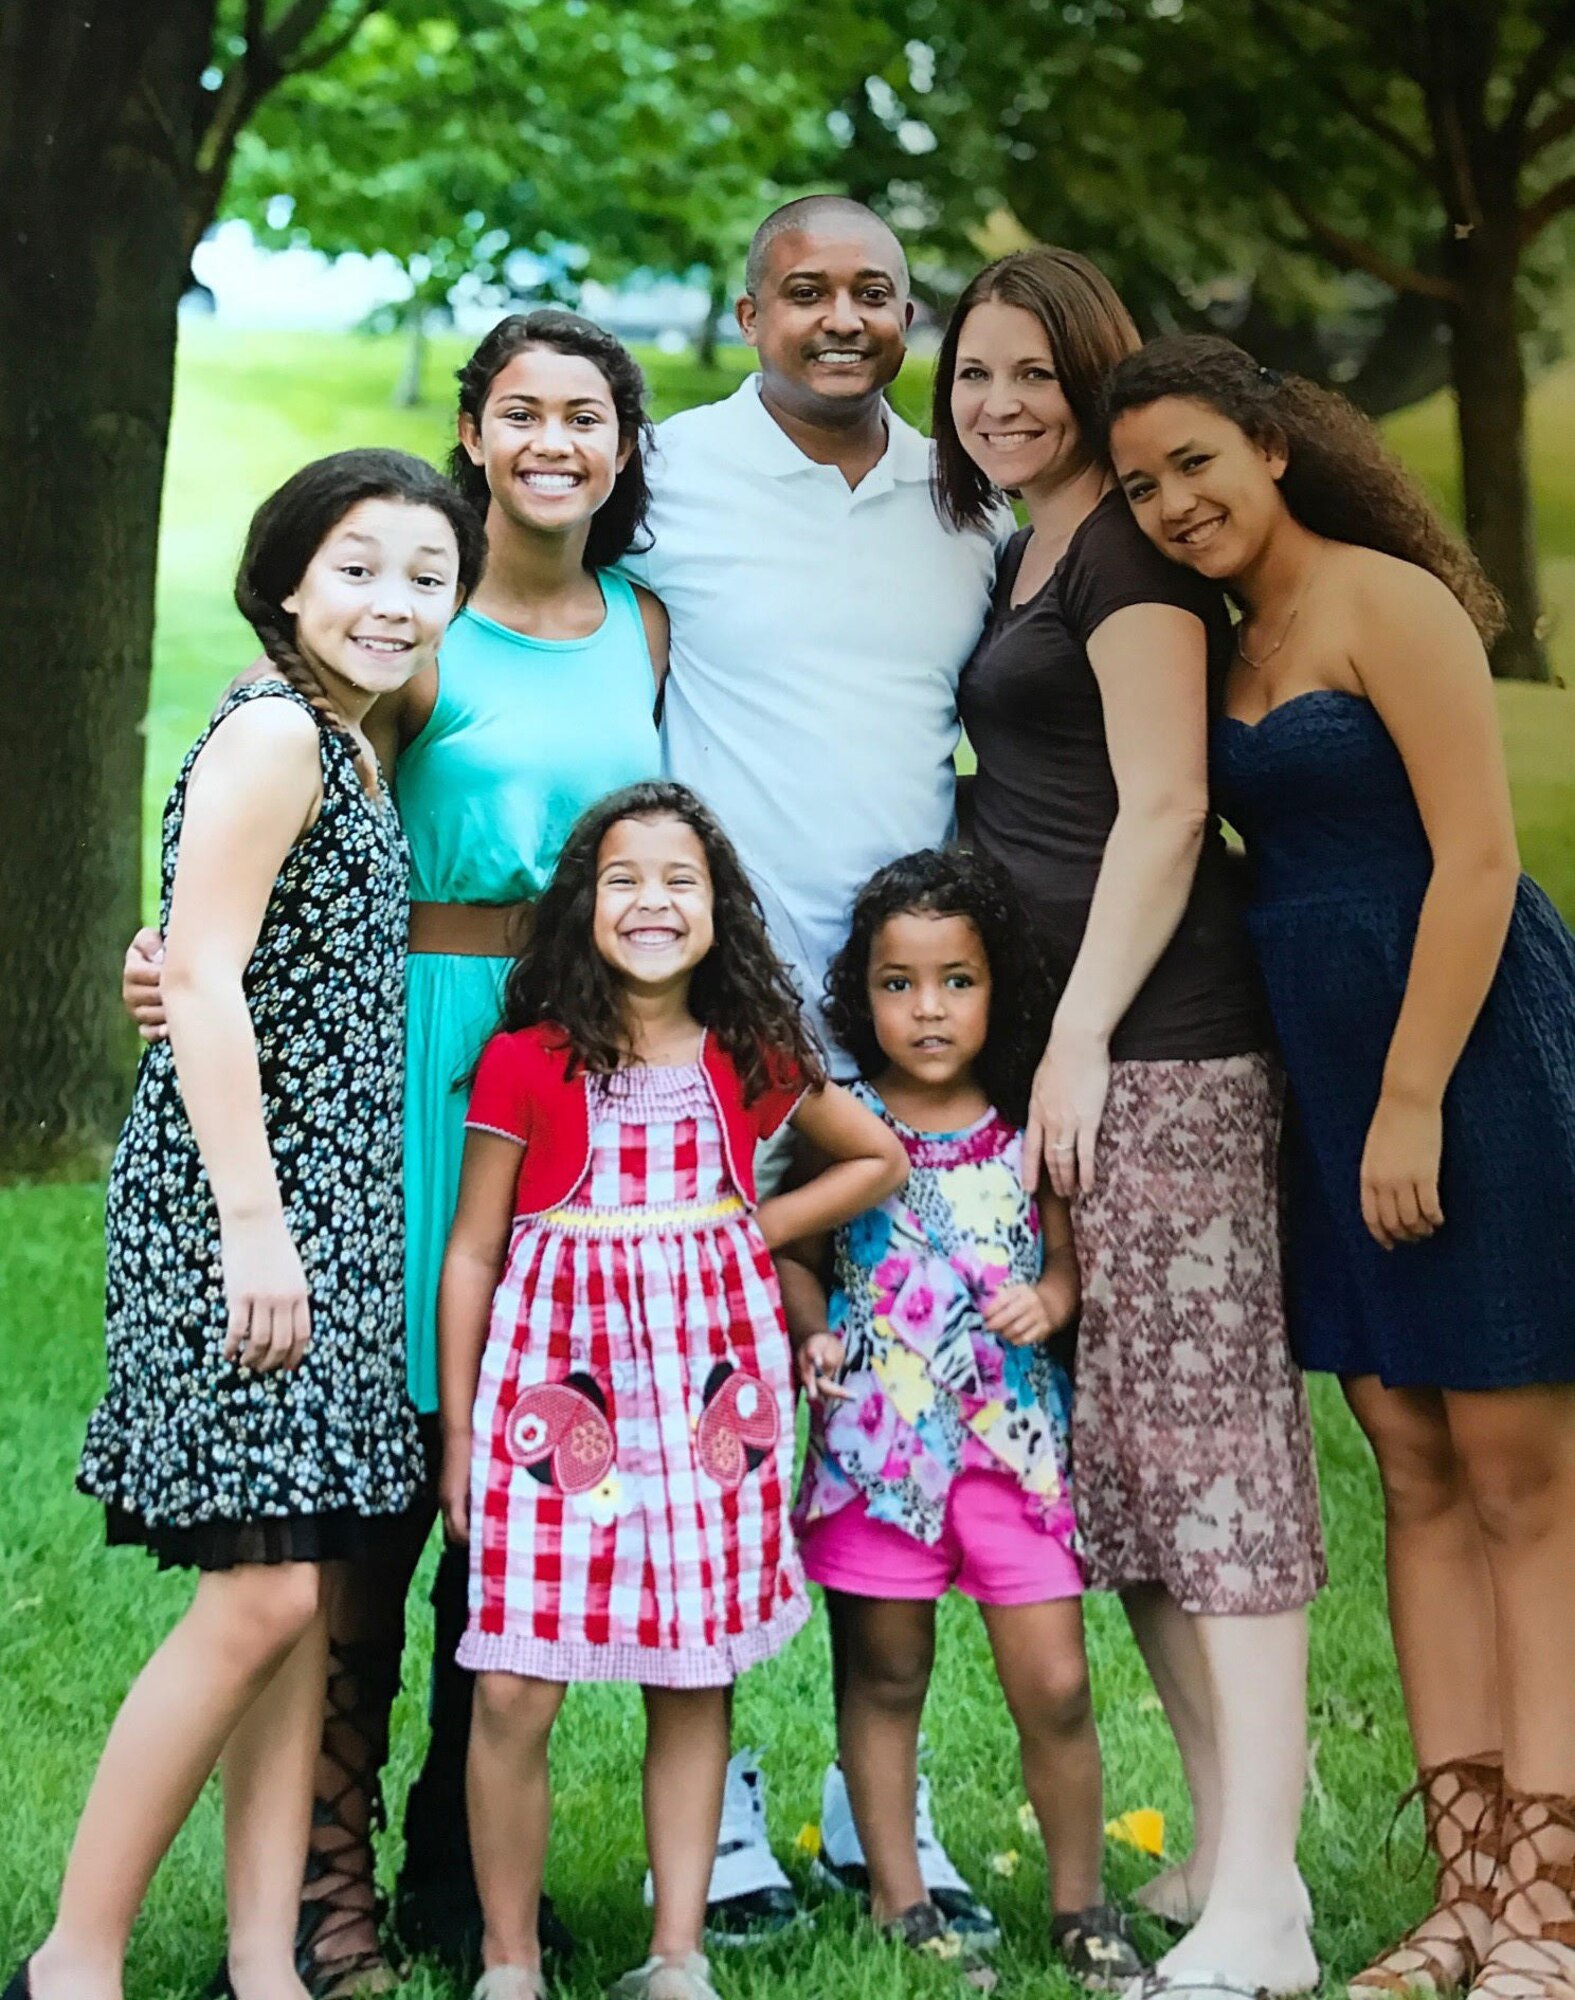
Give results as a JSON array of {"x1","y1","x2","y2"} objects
[
  {"x1": 221, "y1": 1598, "x2": 330, "y2": 2000},
  {"x1": 980, "y1": 1597, "x2": 1103, "y2": 1914},
  {"x1": 468, "y1": 1673, "x2": 566, "y2": 1971},
  {"x1": 643, "y1": 1685, "x2": 729, "y2": 1959},
  {"x1": 30, "y1": 1561, "x2": 325, "y2": 2000},
  {"x1": 828, "y1": 1590, "x2": 936, "y2": 1924},
  {"x1": 1121, "y1": 1582, "x2": 1221, "y2": 1923}
]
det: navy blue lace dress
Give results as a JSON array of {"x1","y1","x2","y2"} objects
[{"x1": 1213, "y1": 689, "x2": 1575, "y2": 1389}]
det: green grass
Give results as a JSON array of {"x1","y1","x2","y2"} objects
[{"x1": 6, "y1": 326, "x2": 1575, "y2": 1995}]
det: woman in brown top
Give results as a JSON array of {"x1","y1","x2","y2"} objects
[{"x1": 934, "y1": 249, "x2": 1325, "y2": 1997}]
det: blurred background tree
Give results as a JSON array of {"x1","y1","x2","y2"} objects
[{"x1": 1, "y1": 0, "x2": 1570, "y2": 1167}]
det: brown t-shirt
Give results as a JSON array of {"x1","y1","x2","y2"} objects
[{"x1": 958, "y1": 491, "x2": 1269, "y2": 1061}]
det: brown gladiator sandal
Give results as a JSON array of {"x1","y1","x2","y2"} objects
[
  {"x1": 296, "y1": 1638, "x2": 406, "y2": 1999},
  {"x1": 1468, "y1": 1790, "x2": 1575, "y2": 2000},
  {"x1": 1349, "y1": 1754, "x2": 1502, "y2": 1999}
]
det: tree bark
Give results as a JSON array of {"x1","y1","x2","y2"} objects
[
  {"x1": 394, "y1": 308, "x2": 428, "y2": 408},
  {"x1": 0, "y1": 1, "x2": 217, "y2": 1171},
  {"x1": 694, "y1": 266, "x2": 729, "y2": 370},
  {"x1": 1445, "y1": 218, "x2": 1550, "y2": 682}
]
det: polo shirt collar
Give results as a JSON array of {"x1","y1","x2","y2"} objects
[{"x1": 727, "y1": 369, "x2": 933, "y2": 486}]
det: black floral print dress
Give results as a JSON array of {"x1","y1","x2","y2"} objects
[{"x1": 79, "y1": 679, "x2": 424, "y2": 1568}]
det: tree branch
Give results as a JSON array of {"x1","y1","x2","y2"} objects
[
  {"x1": 1281, "y1": 191, "x2": 1465, "y2": 301},
  {"x1": 261, "y1": 0, "x2": 373, "y2": 74},
  {"x1": 185, "y1": 1, "x2": 371, "y2": 261},
  {"x1": 276, "y1": 4, "x2": 373, "y2": 80},
  {"x1": 1526, "y1": 91, "x2": 1575, "y2": 158},
  {"x1": 1499, "y1": 0, "x2": 1575, "y2": 150},
  {"x1": 1520, "y1": 170, "x2": 1575, "y2": 241},
  {"x1": 1249, "y1": 0, "x2": 1441, "y2": 188}
]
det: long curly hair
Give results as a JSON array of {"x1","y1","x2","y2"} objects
[
  {"x1": 235, "y1": 448, "x2": 486, "y2": 786},
  {"x1": 448, "y1": 310, "x2": 654, "y2": 570},
  {"x1": 499, "y1": 781, "x2": 827, "y2": 1100},
  {"x1": 931, "y1": 247, "x2": 1141, "y2": 533},
  {"x1": 824, "y1": 848, "x2": 1054, "y2": 1128},
  {"x1": 1104, "y1": 334, "x2": 1504, "y2": 643}
]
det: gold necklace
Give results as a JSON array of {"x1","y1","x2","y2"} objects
[{"x1": 1236, "y1": 555, "x2": 1325, "y2": 669}]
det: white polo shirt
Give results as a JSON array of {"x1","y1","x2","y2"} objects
[{"x1": 625, "y1": 371, "x2": 999, "y2": 1072}]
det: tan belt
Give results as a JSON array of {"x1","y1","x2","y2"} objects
[{"x1": 407, "y1": 900, "x2": 533, "y2": 957}]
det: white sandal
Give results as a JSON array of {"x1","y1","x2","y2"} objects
[
  {"x1": 607, "y1": 1952, "x2": 722, "y2": 2000},
  {"x1": 471, "y1": 1968, "x2": 550, "y2": 2000}
]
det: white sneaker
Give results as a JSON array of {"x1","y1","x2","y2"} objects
[
  {"x1": 642, "y1": 1750, "x2": 803, "y2": 1945},
  {"x1": 814, "y1": 1762, "x2": 999, "y2": 1947}
]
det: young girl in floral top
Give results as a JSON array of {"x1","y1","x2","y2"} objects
[{"x1": 781, "y1": 849, "x2": 1144, "y2": 1988}]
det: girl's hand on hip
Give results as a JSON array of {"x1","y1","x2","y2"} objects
[
  {"x1": 1024, "y1": 1030, "x2": 1111, "y2": 1199},
  {"x1": 221, "y1": 1213, "x2": 311, "y2": 1371},
  {"x1": 440, "y1": 1437, "x2": 472, "y2": 1544},
  {"x1": 1360, "y1": 1090, "x2": 1445, "y2": 1250},
  {"x1": 982, "y1": 1282, "x2": 1054, "y2": 1346},
  {"x1": 796, "y1": 1331, "x2": 850, "y2": 1403}
]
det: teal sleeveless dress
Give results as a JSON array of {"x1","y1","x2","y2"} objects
[{"x1": 396, "y1": 574, "x2": 661, "y2": 1411}]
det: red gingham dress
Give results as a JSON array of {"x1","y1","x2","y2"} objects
[{"x1": 457, "y1": 1061, "x2": 809, "y2": 1686}]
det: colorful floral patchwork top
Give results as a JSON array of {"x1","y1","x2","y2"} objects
[{"x1": 793, "y1": 1084, "x2": 1077, "y2": 1548}]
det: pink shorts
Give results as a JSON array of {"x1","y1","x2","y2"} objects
[{"x1": 798, "y1": 1468, "x2": 1083, "y2": 1607}]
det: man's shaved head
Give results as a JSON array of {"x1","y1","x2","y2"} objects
[{"x1": 744, "y1": 196, "x2": 909, "y2": 299}]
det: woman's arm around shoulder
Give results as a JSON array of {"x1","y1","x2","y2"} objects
[
  {"x1": 754, "y1": 1082, "x2": 906, "y2": 1254},
  {"x1": 633, "y1": 582, "x2": 670, "y2": 699}
]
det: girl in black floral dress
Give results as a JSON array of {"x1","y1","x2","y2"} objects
[{"x1": 6, "y1": 451, "x2": 483, "y2": 2000}]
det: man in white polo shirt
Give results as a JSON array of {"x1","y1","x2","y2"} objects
[
  {"x1": 624, "y1": 197, "x2": 1003, "y2": 1949},
  {"x1": 633, "y1": 197, "x2": 995, "y2": 1072}
]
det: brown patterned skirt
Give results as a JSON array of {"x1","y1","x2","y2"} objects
[{"x1": 1071, "y1": 1053, "x2": 1326, "y2": 1615}]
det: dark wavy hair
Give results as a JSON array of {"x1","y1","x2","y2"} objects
[
  {"x1": 1104, "y1": 334, "x2": 1504, "y2": 643},
  {"x1": 931, "y1": 246, "x2": 1141, "y2": 533},
  {"x1": 824, "y1": 848, "x2": 1054, "y2": 1127},
  {"x1": 448, "y1": 310, "x2": 654, "y2": 570},
  {"x1": 499, "y1": 781, "x2": 827, "y2": 1100},
  {"x1": 235, "y1": 448, "x2": 486, "y2": 784}
]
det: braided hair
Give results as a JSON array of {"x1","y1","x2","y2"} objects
[
  {"x1": 234, "y1": 448, "x2": 486, "y2": 786},
  {"x1": 1103, "y1": 335, "x2": 1504, "y2": 643}
]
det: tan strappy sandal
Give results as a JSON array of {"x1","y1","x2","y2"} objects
[
  {"x1": 1349, "y1": 1753, "x2": 1501, "y2": 1999},
  {"x1": 1468, "y1": 1789, "x2": 1575, "y2": 2000}
]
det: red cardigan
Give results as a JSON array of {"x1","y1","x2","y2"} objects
[{"x1": 465, "y1": 1022, "x2": 808, "y2": 1219}]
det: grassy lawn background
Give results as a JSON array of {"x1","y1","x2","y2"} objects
[{"x1": 3, "y1": 326, "x2": 1574, "y2": 1996}]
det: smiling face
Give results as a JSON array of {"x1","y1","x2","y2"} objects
[
  {"x1": 592, "y1": 815, "x2": 716, "y2": 996},
  {"x1": 950, "y1": 298, "x2": 1086, "y2": 497},
  {"x1": 1111, "y1": 394, "x2": 1289, "y2": 581},
  {"x1": 460, "y1": 345, "x2": 630, "y2": 539},
  {"x1": 282, "y1": 496, "x2": 461, "y2": 707},
  {"x1": 867, "y1": 910, "x2": 992, "y2": 1094},
  {"x1": 738, "y1": 220, "x2": 911, "y2": 423}
]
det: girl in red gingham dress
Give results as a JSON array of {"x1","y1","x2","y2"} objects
[{"x1": 438, "y1": 782, "x2": 906, "y2": 2000}]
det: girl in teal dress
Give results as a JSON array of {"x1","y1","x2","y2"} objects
[{"x1": 124, "y1": 310, "x2": 664, "y2": 1993}]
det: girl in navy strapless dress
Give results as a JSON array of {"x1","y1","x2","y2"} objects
[{"x1": 1108, "y1": 335, "x2": 1575, "y2": 2000}]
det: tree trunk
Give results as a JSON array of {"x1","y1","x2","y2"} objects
[
  {"x1": 1446, "y1": 220, "x2": 1549, "y2": 681},
  {"x1": 0, "y1": 1, "x2": 215, "y2": 1172},
  {"x1": 694, "y1": 266, "x2": 729, "y2": 370},
  {"x1": 393, "y1": 308, "x2": 427, "y2": 408}
]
